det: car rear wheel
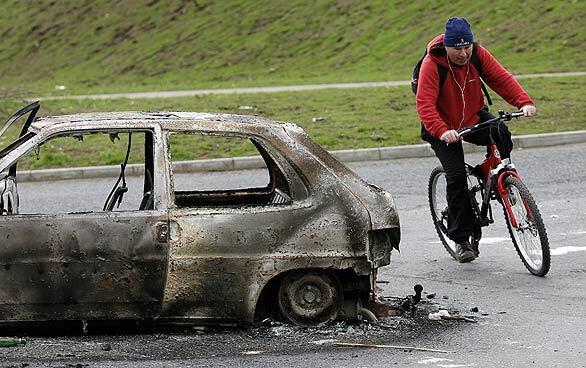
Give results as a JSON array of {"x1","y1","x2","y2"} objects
[{"x1": 277, "y1": 270, "x2": 343, "y2": 327}]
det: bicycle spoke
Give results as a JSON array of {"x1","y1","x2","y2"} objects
[
  {"x1": 510, "y1": 188, "x2": 542, "y2": 266},
  {"x1": 428, "y1": 166, "x2": 459, "y2": 259},
  {"x1": 503, "y1": 177, "x2": 550, "y2": 276}
]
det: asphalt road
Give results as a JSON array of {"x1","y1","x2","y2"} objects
[{"x1": 3, "y1": 142, "x2": 585, "y2": 367}]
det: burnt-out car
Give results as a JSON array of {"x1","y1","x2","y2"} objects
[{"x1": 0, "y1": 102, "x2": 400, "y2": 327}]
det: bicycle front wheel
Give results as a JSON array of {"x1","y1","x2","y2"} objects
[{"x1": 502, "y1": 176, "x2": 550, "y2": 276}]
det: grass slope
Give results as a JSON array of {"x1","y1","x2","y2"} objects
[{"x1": 0, "y1": 0, "x2": 584, "y2": 95}]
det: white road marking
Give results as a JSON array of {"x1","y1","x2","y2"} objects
[
  {"x1": 311, "y1": 339, "x2": 337, "y2": 345},
  {"x1": 479, "y1": 237, "x2": 509, "y2": 244},
  {"x1": 418, "y1": 357, "x2": 453, "y2": 364},
  {"x1": 560, "y1": 230, "x2": 586, "y2": 236},
  {"x1": 551, "y1": 246, "x2": 586, "y2": 256},
  {"x1": 430, "y1": 239, "x2": 586, "y2": 256},
  {"x1": 241, "y1": 350, "x2": 264, "y2": 355},
  {"x1": 429, "y1": 237, "x2": 508, "y2": 245}
]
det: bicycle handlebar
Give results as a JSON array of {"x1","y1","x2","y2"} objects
[
  {"x1": 499, "y1": 110, "x2": 524, "y2": 120},
  {"x1": 457, "y1": 110, "x2": 524, "y2": 137}
]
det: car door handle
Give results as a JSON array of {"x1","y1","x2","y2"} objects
[{"x1": 156, "y1": 222, "x2": 169, "y2": 242}]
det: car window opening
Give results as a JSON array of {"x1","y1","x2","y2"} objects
[
  {"x1": 169, "y1": 132, "x2": 291, "y2": 208},
  {"x1": 2, "y1": 130, "x2": 155, "y2": 215}
]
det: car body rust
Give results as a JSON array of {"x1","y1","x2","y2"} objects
[{"x1": 0, "y1": 107, "x2": 400, "y2": 326}]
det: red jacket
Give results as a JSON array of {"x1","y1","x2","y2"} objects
[{"x1": 416, "y1": 34, "x2": 534, "y2": 139}]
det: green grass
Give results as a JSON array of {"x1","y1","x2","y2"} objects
[
  {"x1": 0, "y1": 0, "x2": 584, "y2": 96},
  {"x1": 1, "y1": 76, "x2": 584, "y2": 169}
]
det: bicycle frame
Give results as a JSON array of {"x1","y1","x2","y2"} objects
[
  {"x1": 471, "y1": 144, "x2": 522, "y2": 228},
  {"x1": 462, "y1": 112, "x2": 531, "y2": 230}
]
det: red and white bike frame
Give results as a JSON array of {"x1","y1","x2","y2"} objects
[{"x1": 476, "y1": 144, "x2": 529, "y2": 229}]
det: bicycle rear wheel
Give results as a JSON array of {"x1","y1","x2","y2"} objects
[
  {"x1": 501, "y1": 176, "x2": 550, "y2": 276},
  {"x1": 428, "y1": 166, "x2": 459, "y2": 260}
]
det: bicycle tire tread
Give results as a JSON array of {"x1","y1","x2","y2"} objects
[{"x1": 502, "y1": 176, "x2": 551, "y2": 276}]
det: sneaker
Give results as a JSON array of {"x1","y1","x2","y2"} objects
[
  {"x1": 470, "y1": 241, "x2": 480, "y2": 257},
  {"x1": 455, "y1": 241, "x2": 476, "y2": 263}
]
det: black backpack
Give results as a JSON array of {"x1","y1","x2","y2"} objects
[{"x1": 411, "y1": 44, "x2": 492, "y2": 105}]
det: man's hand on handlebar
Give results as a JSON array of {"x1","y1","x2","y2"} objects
[
  {"x1": 440, "y1": 129, "x2": 461, "y2": 144},
  {"x1": 521, "y1": 105, "x2": 536, "y2": 117}
]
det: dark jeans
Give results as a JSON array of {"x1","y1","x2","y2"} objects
[{"x1": 422, "y1": 109, "x2": 513, "y2": 243}]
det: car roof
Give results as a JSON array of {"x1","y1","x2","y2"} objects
[{"x1": 31, "y1": 111, "x2": 301, "y2": 135}]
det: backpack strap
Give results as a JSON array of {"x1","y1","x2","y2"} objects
[
  {"x1": 479, "y1": 79, "x2": 493, "y2": 106},
  {"x1": 437, "y1": 64, "x2": 448, "y2": 92},
  {"x1": 411, "y1": 50, "x2": 428, "y2": 94}
]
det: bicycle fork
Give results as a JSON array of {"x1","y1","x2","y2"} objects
[{"x1": 497, "y1": 170, "x2": 532, "y2": 229}]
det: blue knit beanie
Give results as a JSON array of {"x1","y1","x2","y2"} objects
[{"x1": 444, "y1": 17, "x2": 474, "y2": 47}]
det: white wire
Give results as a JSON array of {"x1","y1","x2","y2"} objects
[{"x1": 447, "y1": 55, "x2": 470, "y2": 130}]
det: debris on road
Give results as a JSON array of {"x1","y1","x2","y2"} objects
[
  {"x1": 271, "y1": 325, "x2": 296, "y2": 336},
  {"x1": 379, "y1": 284, "x2": 425, "y2": 317},
  {"x1": 441, "y1": 315, "x2": 477, "y2": 322},
  {"x1": 428, "y1": 310, "x2": 450, "y2": 320},
  {"x1": 427, "y1": 309, "x2": 476, "y2": 323},
  {"x1": 428, "y1": 309, "x2": 477, "y2": 323},
  {"x1": 0, "y1": 337, "x2": 26, "y2": 347}
]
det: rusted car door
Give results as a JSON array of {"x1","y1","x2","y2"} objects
[
  {"x1": 0, "y1": 213, "x2": 169, "y2": 321},
  {"x1": 0, "y1": 127, "x2": 169, "y2": 322}
]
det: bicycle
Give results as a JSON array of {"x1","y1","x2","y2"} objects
[{"x1": 428, "y1": 110, "x2": 550, "y2": 276}]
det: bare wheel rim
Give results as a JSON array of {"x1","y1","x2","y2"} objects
[
  {"x1": 277, "y1": 271, "x2": 343, "y2": 327},
  {"x1": 429, "y1": 167, "x2": 458, "y2": 258}
]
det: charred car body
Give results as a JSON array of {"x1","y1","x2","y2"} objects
[{"x1": 0, "y1": 103, "x2": 400, "y2": 327}]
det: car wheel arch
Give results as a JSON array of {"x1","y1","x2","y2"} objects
[{"x1": 252, "y1": 267, "x2": 369, "y2": 325}]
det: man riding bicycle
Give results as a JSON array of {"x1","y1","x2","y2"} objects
[{"x1": 416, "y1": 17, "x2": 536, "y2": 263}]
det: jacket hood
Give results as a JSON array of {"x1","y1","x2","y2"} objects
[{"x1": 426, "y1": 34, "x2": 450, "y2": 68}]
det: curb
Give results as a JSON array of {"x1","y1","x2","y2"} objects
[{"x1": 16, "y1": 130, "x2": 586, "y2": 183}]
